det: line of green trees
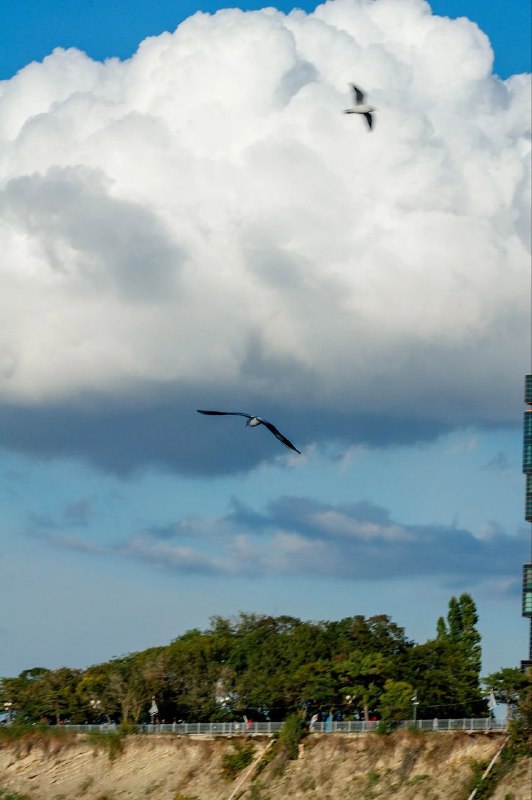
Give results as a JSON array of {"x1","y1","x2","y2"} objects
[{"x1": 0, "y1": 594, "x2": 517, "y2": 726}]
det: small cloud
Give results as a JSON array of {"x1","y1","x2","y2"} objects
[
  {"x1": 119, "y1": 536, "x2": 225, "y2": 575},
  {"x1": 337, "y1": 444, "x2": 368, "y2": 472},
  {"x1": 446, "y1": 436, "x2": 479, "y2": 455},
  {"x1": 482, "y1": 452, "x2": 510, "y2": 472},
  {"x1": 63, "y1": 499, "x2": 92, "y2": 526},
  {"x1": 480, "y1": 576, "x2": 521, "y2": 596},
  {"x1": 27, "y1": 499, "x2": 93, "y2": 533},
  {"x1": 46, "y1": 534, "x2": 106, "y2": 554},
  {"x1": 474, "y1": 521, "x2": 504, "y2": 541},
  {"x1": 310, "y1": 510, "x2": 411, "y2": 542},
  {"x1": 28, "y1": 511, "x2": 60, "y2": 531}
]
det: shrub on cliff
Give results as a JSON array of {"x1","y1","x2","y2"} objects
[{"x1": 221, "y1": 739, "x2": 255, "y2": 780}]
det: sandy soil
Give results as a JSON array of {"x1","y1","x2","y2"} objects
[{"x1": 0, "y1": 730, "x2": 529, "y2": 800}]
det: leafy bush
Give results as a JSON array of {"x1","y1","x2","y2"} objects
[
  {"x1": 254, "y1": 713, "x2": 307, "y2": 781},
  {"x1": 467, "y1": 678, "x2": 532, "y2": 800},
  {"x1": 277, "y1": 713, "x2": 307, "y2": 760},
  {"x1": 508, "y1": 675, "x2": 532, "y2": 758},
  {"x1": 221, "y1": 739, "x2": 255, "y2": 780},
  {"x1": 118, "y1": 720, "x2": 138, "y2": 735},
  {"x1": 375, "y1": 720, "x2": 390, "y2": 735}
]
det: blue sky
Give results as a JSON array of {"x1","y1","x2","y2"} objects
[
  {"x1": 0, "y1": 0, "x2": 530, "y2": 693},
  {"x1": 0, "y1": 0, "x2": 530, "y2": 79}
]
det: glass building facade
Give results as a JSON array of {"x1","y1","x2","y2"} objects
[
  {"x1": 522, "y1": 375, "x2": 532, "y2": 669},
  {"x1": 523, "y1": 564, "x2": 532, "y2": 617},
  {"x1": 525, "y1": 373, "x2": 532, "y2": 524}
]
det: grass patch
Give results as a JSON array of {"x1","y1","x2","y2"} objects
[
  {"x1": 173, "y1": 796, "x2": 199, "y2": 800},
  {"x1": 0, "y1": 790, "x2": 32, "y2": 800},
  {"x1": 463, "y1": 758, "x2": 489, "y2": 798},
  {"x1": 0, "y1": 724, "x2": 76, "y2": 759},
  {"x1": 0, "y1": 724, "x2": 75, "y2": 747},
  {"x1": 86, "y1": 731, "x2": 125, "y2": 762},
  {"x1": 173, "y1": 795, "x2": 199, "y2": 800},
  {"x1": 406, "y1": 773, "x2": 431, "y2": 786},
  {"x1": 367, "y1": 770, "x2": 380, "y2": 785},
  {"x1": 362, "y1": 769, "x2": 381, "y2": 798}
]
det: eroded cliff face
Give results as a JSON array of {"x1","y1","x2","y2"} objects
[{"x1": 0, "y1": 730, "x2": 529, "y2": 800}]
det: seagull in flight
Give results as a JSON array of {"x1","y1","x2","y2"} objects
[
  {"x1": 343, "y1": 83, "x2": 375, "y2": 130},
  {"x1": 197, "y1": 410, "x2": 301, "y2": 454}
]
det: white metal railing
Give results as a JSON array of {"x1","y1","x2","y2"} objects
[{"x1": 59, "y1": 718, "x2": 507, "y2": 735}]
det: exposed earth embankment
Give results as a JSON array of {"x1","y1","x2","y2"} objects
[{"x1": 0, "y1": 729, "x2": 530, "y2": 800}]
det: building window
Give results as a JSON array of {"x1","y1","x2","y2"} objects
[
  {"x1": 524, "y1": 564, "x2": 532, "y2": 590},
  {"x1": 525, "y1": 374, "x2": 532, "y2": 404},
  {"x1": 523, "y1": 593, "x2": 532, "y2": 616}
]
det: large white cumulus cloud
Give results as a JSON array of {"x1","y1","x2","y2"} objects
[{"x1": 0, "y1": 0, "x2": 530, "y2": 432}]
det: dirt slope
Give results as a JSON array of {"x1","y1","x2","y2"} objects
[{"x1": 0, "y1": 731, "x2": 529, "y2": 800}]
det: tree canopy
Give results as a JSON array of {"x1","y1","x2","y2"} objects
[{"x1": 0, "y1": 597, "x2": 492, "y2": 724}]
